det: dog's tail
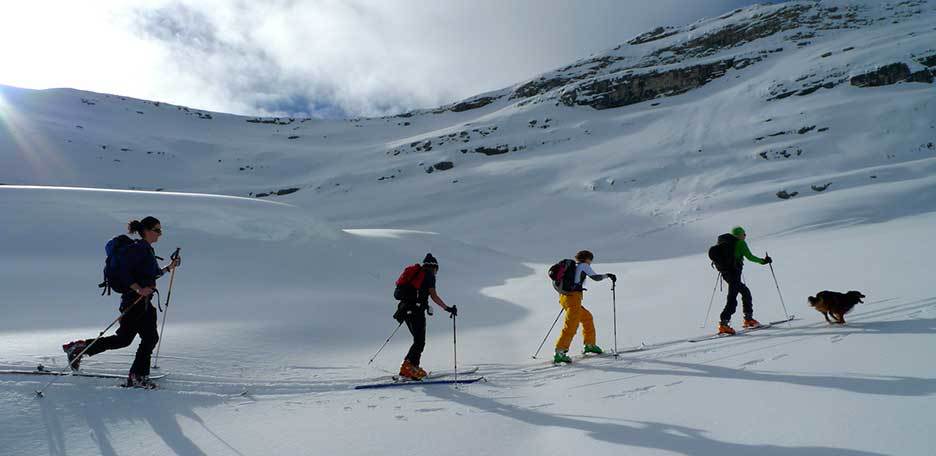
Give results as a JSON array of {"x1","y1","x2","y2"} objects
[{"x1": 848, "y1": 291, "x2": 866, "y2": 303}]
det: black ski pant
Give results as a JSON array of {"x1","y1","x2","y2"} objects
[
  {"x1": 720, "y1": 270, "x2": 753, "y2": 324},
  {"x1": 401, "y1": 303, "x2": 427, "y2": 367},
  {"x1": 84, "y1": 294, "x2": 159, "y2": 377}
]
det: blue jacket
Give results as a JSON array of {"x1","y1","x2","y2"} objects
[{"x1": 116, "y1": 240, "x2": 163, "y2": 290}]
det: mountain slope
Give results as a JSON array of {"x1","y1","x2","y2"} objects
[{"x1": 2, "y1": 1, "x2": 934, "y2": 259}]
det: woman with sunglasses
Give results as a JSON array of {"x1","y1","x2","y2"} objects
[{"x1": 62, "y1": 216, "x2": 181, "y2": 388}]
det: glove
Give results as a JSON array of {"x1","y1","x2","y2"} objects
[
  {"x1": 606, "y1": 273, "x2": 617, "y2": 282},
  {"x1": 446, "y1": 305, "x2": 458, "y2": 317},
  {"x1": 763, "y1": 255, "x2": 773, "y2": 265}
]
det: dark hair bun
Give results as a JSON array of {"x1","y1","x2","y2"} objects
[
  {"x1": 128, "y1": 216, "x2": 161, "y2": 235},
  {"x1": 128, "y1": 220, "x2": 143, "y2": 234}
]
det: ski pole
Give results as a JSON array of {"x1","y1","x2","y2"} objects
[
  {"x1": 532, "y1": 309, "x2": 564, "y2": 359},
  {"x1": 767, "y1": 253, "x2": 790, "y2": 319},
  {"x1": 36, "y1": 294, "x2": 146, "y2": 398},
  {"x1": 451, "y1": 311, "x2": 457, "y2": 384},
  {"x1": 368, "y1": 321, "x2": 404, "y2": 365},
  {"x1": 701, "y1": 272, "x2": 721, "y2": 328},
  {"x1": 611, "y1": 282, "x2": 618, "y2": 356},
  {"x1": 152, "y1": 247, "x2": 180, "y2": 369}
]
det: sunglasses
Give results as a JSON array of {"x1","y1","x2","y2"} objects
[{"x1": 150, "y1": 228, "x2": 163, "y2": 234}]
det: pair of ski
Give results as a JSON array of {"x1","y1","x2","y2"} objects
[
  {"x1": 355, "y1": 367, "x2": 483, "y2": 390},
  {"x1": 0, "y1": 364, "x2": 167, "y2": 389},
  {"x1": 686, "y1": 315, "x2": 796, "y2": 342},
  {"x1": 551, "y1": 316, "x2": 798, "y2": 361}
]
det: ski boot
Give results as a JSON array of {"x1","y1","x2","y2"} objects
[
  {"x1": 125, "y1": 373, "x2": 157, "y2": 389},
  {"x1": 399, "y1": 360, "x2": 424, "y2": 381},
  {"x1": 553, "y1": 350, "x2": 572, "y2": 364},
  {"x1": 583, "y1": 344, "x2": 604, "y2": 355},
  {"x1": 414, "y1": 365, "x2": 428, "y2": 379},
  {"x1": 743, "y1": 317, "x2": 762, "y2": 329},
  {"x1": 62, "y1": 340, "x2": 88, "y2": 371},
  {"x1": 717, "y1": 322, "x2": 736, "y2": 335}
]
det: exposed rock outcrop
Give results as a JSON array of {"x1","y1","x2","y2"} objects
[
  {"x1": 559, "y1": 59, "x2": 738, "y2": 110},
  {"x1": 627, "y1": 26, "x2": 679, "y2": 45},
  {"x1": 850, "y1": 63, "x2": 915, "y2": 87},
  {"x1": 254, "y1": 187, "x2": 300, "y2": 198},
  {"x1": 916, "y1": 53, "x2": 936, "y2": 68},
  {"x1": 448, "y1": 97, "x2": 497, "y2": 113},
  {"x1": 651, "y1": 4, "x2": 809, "y2": 62},
  {"x1": 474, "y1": 145, "x2": 510, "y2": 156}
]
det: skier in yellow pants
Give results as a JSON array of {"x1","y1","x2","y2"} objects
[{"x1": 553, "y1": 250, "x2": 616, "y2": 363}]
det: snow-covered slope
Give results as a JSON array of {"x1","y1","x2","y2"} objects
[
  {"x1": 2, "y1": 1, "x2": 936, "y2": 455},
  {"x1": 2, "y1": 0, "x2": 934, "y2": 259}
]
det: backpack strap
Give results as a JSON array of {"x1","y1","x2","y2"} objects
[
  {"x1": 99, "y1": 277, "x2": 111, "y2": 296},
  {"x1": 410, "y1": 268, "x2": 426, "y2": 290}
]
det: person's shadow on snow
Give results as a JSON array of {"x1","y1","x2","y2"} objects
[
  {"x1": 572, "y1": 357, "x2": 936, "y2": 398},
  {"x1": 424, "y1": 386, "x2": 887, "y2": 456},
  {"x1": 792, "y1": 317, "x2": 936, "y2": 337},
  {"x1": 79, "y1": 390, "x2": 209, "y2": 456},
  {"x1": 35, "y1": 381, "x2": 246, "y2": 456},
  {"x1": 38, "y1": 398, "x2": 67, "y2": 456}
]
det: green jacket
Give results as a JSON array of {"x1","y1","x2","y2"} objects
[{"x1": 735, "y1": 239, "x2": 767, "y2": 265}]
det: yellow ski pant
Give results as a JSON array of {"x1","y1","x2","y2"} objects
[{"x1": 554, "y1": 292, "x2": 596, "y2": 351}]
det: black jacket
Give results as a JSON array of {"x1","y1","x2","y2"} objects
[{"x1": 116, "y1": 241, "x2": 163, "y2": 289}]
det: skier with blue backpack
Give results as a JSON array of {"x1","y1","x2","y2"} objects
[{"x1": 61, "y1": 216, "x2": 181, "y2": 388}]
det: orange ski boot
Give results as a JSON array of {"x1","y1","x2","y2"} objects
[
  {"x1": 717, "y1": 322, "x2": 736, "y2": 335},
  {"x1": 399, "y1": 360, "x2": 423, "y2": 381},
  {"x1": 743, "y1": 318, "x2": 762, "y2": 329},
  {"x1": 414, "y1": 366, "x2": 428, "y2": 379}
]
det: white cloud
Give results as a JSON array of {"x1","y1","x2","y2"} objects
[{"x1": 0, "y1": 0, "x2": 768, "y2": 118}]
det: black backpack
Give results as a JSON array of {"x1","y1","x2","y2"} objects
[
  {"x1": 548, "y1": 259, "x2": 578, "y2": 294},
  {"x1": 708, "y1": 233, "x2": 738, "y2": 272},
  {"x1": 98, "y1": 235, "x2": 137, "y2": 295}
]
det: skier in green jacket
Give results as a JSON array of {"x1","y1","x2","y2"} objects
[{"x1": 717, "y1": 226, "x2": 772, "y2": 335}]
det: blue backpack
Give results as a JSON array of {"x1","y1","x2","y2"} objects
[{"x1": 98, "y1": 235, "x2": 137, "y2": 295}]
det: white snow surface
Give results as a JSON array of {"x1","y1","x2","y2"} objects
[{"x1": 2, "y1": 1, "x2": 936, "y2": 455}]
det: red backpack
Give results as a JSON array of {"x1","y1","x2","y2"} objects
[{"x1": 394, "y1": 264, "x2": 425, "y2": 300}]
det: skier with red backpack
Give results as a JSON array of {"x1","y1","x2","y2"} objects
[
  {"x1": 548, "y1": 250, "x2": 616, "y2": 364},
  {"x1": 61, "y1": 216, "x2": 181, "y2": 388},
  {"x1": 708, "y1": 226, "x2": 772, "y2": 335},
  {"x1": 393, "y1": 253, "x2": 456, "y2": 380}
]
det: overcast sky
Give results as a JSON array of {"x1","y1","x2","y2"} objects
[{"x1": 1, "y1": 0, "x2": 770, "y2": 118}]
